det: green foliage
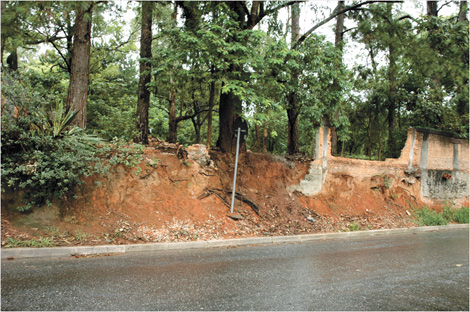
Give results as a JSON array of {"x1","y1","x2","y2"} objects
[
  {"x1": 414, "y1": 205, "x2": 469, "y2": 226},
  {"x1": 345, "y1": 2, "x2": 468, "y2": 159},
  {"x1": 1, "y1": 73, "x2": 145, "y2": 212},
  {"x1": 87, "y1": 54, "x2": 139, "y2": 141},
  {"x1": 348, "y1": 222, "x2": 360, "y2": 231},
  {"x1": 443, "y1": 206, "x2": 469, "y2": 224},
  {"x1": 74, "y1": 230, "x2": 88, "y2": 242},
  {"x1": 4, "y1": 237, "x2": 55, "y2": 248},
  {"x1": 3, "y1": 1, "x2": 468, "y2": 161},
  {"x1": 1, "y1": 73, "x2": 100, "y2": 211},
  {"x1": 96, "y1": 137, "x2": 145, "y2": 170},
  {"x1": 452, "y1": 207, "x2": 470, "y2": 224},
  {"x1": 413, "y1": 207, "x2": 448, "y2": 226}
]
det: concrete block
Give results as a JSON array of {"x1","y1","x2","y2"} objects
[
  {"x1": 167, "y1": 241, "x2": 208, "y2": 250},
  {"x1": 75, "y1": 245, "x2": 125, "y2": 256},
  {"x1": 125, "y1": 243, "x2": 168, "y2": 253},
  {"x1": 272, "y1": 235, "x2": 301, "y2": 244}
]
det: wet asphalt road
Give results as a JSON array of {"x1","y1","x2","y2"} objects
[{"x1": 1, "y1": 228, "x2": 469, "y2": 311}]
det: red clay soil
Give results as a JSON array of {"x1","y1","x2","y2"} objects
[{"x1": 1, "y1": 144, "x2": 444, "y2": 248}]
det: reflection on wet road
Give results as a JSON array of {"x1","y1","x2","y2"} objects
[{"x1": 2, "y1": 228, "x2": 468, "y2": 311}]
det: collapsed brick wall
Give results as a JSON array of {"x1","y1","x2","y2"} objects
[{"x1": 296, "y1": 126, "x2": 469, "y2": 205}]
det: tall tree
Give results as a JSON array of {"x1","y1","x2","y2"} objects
[
  {"x1": 459, "y1": 1, "x2": 468, "y2": 22},
  {"x1": 286, "y1": 2, "x2": 300, "y2": 155},
  {"x1": 427, "y1": 1, "x2": 438, "y2": 17},
  {"x1": 66, "y1": 2, "x2": 95, "y2": 129},
  {"x1": 330, "y1": 0, "x2": 345, "y2": 156},
  {"x1": 136, "y1": 1, "x2": 153, "y2": 144}
]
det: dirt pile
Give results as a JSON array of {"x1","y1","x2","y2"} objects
[{"x1": 1, "y1": 144, "x2": 426, "y2": 247}]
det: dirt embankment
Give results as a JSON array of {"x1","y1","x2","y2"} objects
[{"x1": 1, "y1": 144, "x2": 432, "y2": 247}]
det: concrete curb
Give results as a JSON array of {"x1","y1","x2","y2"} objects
[{"x1": 2, "y1": 224, "x2": 468, "y2": 260}]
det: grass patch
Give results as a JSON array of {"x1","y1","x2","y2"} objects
[
  {"x1": 443, "y1": 206, "x2": 469, "y2": 224},
  {"x1": 414, "y1": 208, "x2": 448, "y2": 226},
  {"x1": 4, "y1": 237, "x2": 55, "y2": 248},
  {"x1": 348, "y1": 222, "x2": 360, "y2": 231},
  {"x1": 414, "y1": 206, "x2": 469, "y2": 226}
]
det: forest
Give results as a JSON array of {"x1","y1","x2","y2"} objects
[{"x1": 1, "y1": 1, "x2": 468, "y2": 210}]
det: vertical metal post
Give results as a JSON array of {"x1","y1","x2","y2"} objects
[{"x1": 230, "y1": 127, "x2": 241, "y2": 214}]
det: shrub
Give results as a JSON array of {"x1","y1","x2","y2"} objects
[
  {"x1": 348, "y1": 222, "x2": 360, "y2": 231},
  {"x1": 1, "y1": 74, "x2": 102, "y2": 211},
  {"x1": 414, "y1": 207, "x2": 448, "y2": 226},
  {"x1": 1, "y1": 73, "x2": 144, "y2": 212},
  {"x1": 447, "y1": 206, "x2": 469, "y2": 224}
]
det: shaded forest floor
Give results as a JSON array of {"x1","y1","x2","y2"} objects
[{"x1": 1, "y1": 141, "x2": 446, "y2": 248}]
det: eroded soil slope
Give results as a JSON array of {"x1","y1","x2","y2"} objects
[{"x1": 2, "y1": 145, "x2": 428, "y2": 247}]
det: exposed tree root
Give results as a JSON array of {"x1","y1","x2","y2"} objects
[{"x1": 199, "y1": 188, "x2": 260, "y2": 216}]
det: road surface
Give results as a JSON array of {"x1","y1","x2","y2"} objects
[{"x1": 2, "y1": 228, "x2": 468, "y2": 311}]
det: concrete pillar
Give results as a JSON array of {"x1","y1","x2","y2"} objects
[
  {"x1": 419, "y1": 133, "x2": 429, "y2": 170},
  {"x1": 408, "y1": 128, "x2": 416, "y2": 169},
  {"x1": 314, "y1": 127, "x2": 321, "y2": 160},
  {"x1": 322, "y1": 125, "x2": 329, "y2": 168},
  {"x1": 453, "y1": 143, "x2": 460, "y2": 171}
]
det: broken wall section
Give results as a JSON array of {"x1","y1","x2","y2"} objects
[
  {"x1": 415, "y1": 128, "x2": 469, "y2": 204},
  {"x1": 296, "y1": 126, "x2": 469, "y2": 206}
]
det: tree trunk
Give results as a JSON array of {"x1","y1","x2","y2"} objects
[
  {"x1": 334, "y1": 1, "x2": 345, "y2": 47},
  {"x1": 168, "y1": 88, "x2": 178, "y2": 143},
  {"x1": 262, "y1": 111, "x2": 269, "y2": 153},
  {"x1": 255, "y1": 123, "x2": 261, "y2": 152},
  {"x1": 427, "y1": 1, "x2": 438, "y2": 17},
  {"x1": 458, "y1": 1, "x2": 468, "y2": 117},
  {"x1": 66, "y1": 2, "x2": 94, "y2": 129},
  {"x1": 459, "y1": 1, "x2": 468, "y2": 22},
  {"x1": 286, "y1": 2, "x2": 300, "y2": 155},
  {"x1": 216, "y1": 2, "x2": 245, "y2": 153},
  {"x1": 135, "y1": 1, "x2": 153, "y2": 144},
  {"x1": 0, "y1": 1, "x2": 5, "y2": 68},
  {"x1": 286, "y1": 94, "x2": 299, "y2": 155},
  {"x1": 206, "y1": 78, "x2": 216, "y2": 148},
  {"x1": 386, "y1": 3, "x2": 397, "y2": 158},
  {"x1": 217, "y1": 88, "x2": 238, "y2": 153},
  {"x1": 191, "y1": 116, "x2": 202, "y2": 144},
  {"x1": 6, "y1": 49, "x2": 18, "y2": 71},
  {"x1": 330, "y1": 0, "x2": 345, "y2": 156}
]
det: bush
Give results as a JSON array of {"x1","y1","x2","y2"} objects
[
  {"x1": 452, "y1": 207, "x2": 469, "y2": 223},
  {"x1": 1, "y1": 73, "x2": 144, "y2": 212},
  {"x1": 414, "y1": 207, "x2": 448, "y2": 226},
  {"x1": 1, "y1": 73, "x2": 102, "y2": 211},
  {"x1": 414, "y1": 206, "x2": 469, "y2": 226},
  {"x1": 443, "y1": 206, "x2": 469, "y2": 224}
]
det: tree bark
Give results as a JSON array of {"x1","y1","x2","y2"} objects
[
  {"x1": 286, "y1": 96, "x2": 299, "y2": 155},
  {"x1": 136, "y1": 1, "x2": 153, "y2": 144},
  {"x1": 286, "y1": 2, "x2": 300, "y2": 155},
  {"x1": 262, "y1": 117, "x2": 268, "y2": 153},
  {"x1": 334, "y1": 1, "x2": 345, "y2": 47},
  {"x1": 217, "y1": 87, "x2": 238, "y2": 153},
  {"x1": 191, "y1": 116, "x2": 201, "y2": 144},
  {"x1": 6, "y1": 49, "x2": 18, "y2": 71},
  {"x1": 1, "y1": 1, "x2": 6, "y2": 68},
  {"x1": 427, "y1": 1, "x2": 438, "y2": 17},
  {"x1": 255, "y1": 123, "x2": 261, "y2": 152},
  {"x1": 216, "y1": 2, "x2": 245, "y2": 153},
  {"x1": 206, "y1": 78, "x2": 216, "y2": 148},
  {"x1": 459, "y1": 1, "x2": 468, "y2": 22},
  {"x1": 66, "y1": 2, "x2": 94, "y2": 129},
  {"x1": 330, "y1": 0, "x2": 345, "y2": 156},
  {"x1": 167, "y1": 2, "x2": 178, "y2": 143},
  {"x1": 386, "y1": 3, "x2": 398, "y2": 158},
  {"x1": 168, "y1": 87, "x2": 178, "y2": 143}
]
